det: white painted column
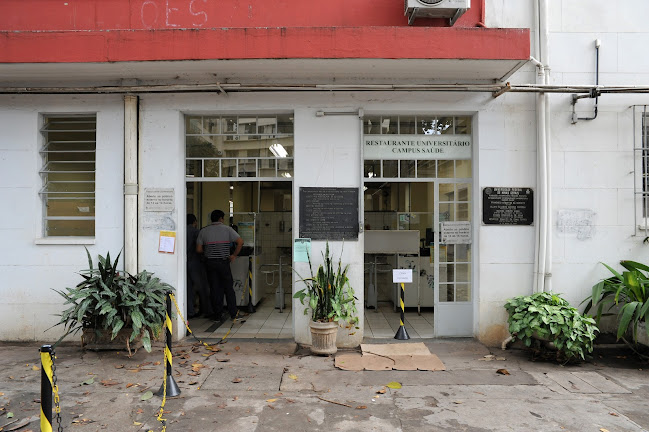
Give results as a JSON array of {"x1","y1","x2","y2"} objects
[{"x1": 124, "y1": 95, "x2": 138, "y2": 275}]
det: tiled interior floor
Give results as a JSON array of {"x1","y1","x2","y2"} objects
[
  {"x1": 365, "y1": 303, "x2": 434, "y2": 339},
  {"x1": 188, "y1": 298, "x2": 434, "y2": 340}
]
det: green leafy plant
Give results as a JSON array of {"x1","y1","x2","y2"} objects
[
  {"x1": 52, "y1": 249, "x2": 174, "y2": 353},
  {"x1": 505, "y1": 291, "x2": 598, "y2": 361},
  {"x1": 294, "y1": 242, "x2": 358, "y2": 326},
  {"x1": 582, "y1": 260, "x2": 649, "y2": 346}
]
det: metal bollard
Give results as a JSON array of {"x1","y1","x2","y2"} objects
[
  {"x1": 246, "y1": 256, "x2": 256, "y2": 313},
  {"x1": 156, "y1": 293, "x2": 181, "y2": 397},
  {"x1": 40, "y1": 345, "x2": 53, "y2": 432},
  {"x1": 394, "y1": 282, "x2": 410, "y2": 340}
]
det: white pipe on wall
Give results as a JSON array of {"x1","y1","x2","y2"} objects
[
  {"x1": 532, "y1": 0, "x2": 551, "y2": 293},
  {"x1": 541, "y1": 0, "x2": 553, "y2": 293},
  {"x1": 124, "y1": 95, "x2": 139, "y2": 275}
]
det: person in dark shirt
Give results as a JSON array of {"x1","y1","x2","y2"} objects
[
  {"x1": 196, "y1": 209, "x2": 243, "y2": 321},
  {"x1": 186, "y1": 214, "x2": 212, "y2": 319}
]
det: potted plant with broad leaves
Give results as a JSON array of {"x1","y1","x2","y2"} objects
[
  {"x1": 582, "y1": 260, "x2": 649, "y2": 350},
  {"x1": 504, "y1": 291, "x2": 598, "y2": 362},
  {"x1": 51, "y1": 249, "x2": 174, "y2": 356},
  {"x1": 293, "y1": 242, "x2": 358, "y2": 355}
]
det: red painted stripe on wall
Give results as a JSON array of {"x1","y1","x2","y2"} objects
[{"x1": 0, "y1": 26, "x2": 530, "y2": 63}]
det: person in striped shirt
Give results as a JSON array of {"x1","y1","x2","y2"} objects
[{"x1": 196, "y1": 209, "x2": 243, "y2": 321}]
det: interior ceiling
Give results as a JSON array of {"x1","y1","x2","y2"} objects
[{"x1": 0, "y1": 58, "x2": 526, "y2": 88}]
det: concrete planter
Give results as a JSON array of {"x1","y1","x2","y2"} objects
[
  {"x1": 309, "y1": 321, "x2": 339, "y2": 355},
  {"x1": 82, "y1": 327, "x2": 143, "y2": 356}
]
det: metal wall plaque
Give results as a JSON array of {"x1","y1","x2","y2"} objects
[
  {"x1": 299, "y1": 187, "x2": 359, "y2": 240},
  {"x1": 482, "y1": 187, "x2": 533, "y2": 225},
  {"x1": 144, "y1": 188, "x2": 175, "y2": 212}
]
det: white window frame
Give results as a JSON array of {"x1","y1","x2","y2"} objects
[{"x1": 37, "y1": 114, "x2": 97, "y2": 240}]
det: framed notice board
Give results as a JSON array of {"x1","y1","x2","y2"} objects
[
  {"x1": 482, "y1": 187, "x2": 534, "y2": 225},
  {"x1": 299, "y1": 187, "x2": 359, "y2": 240}
]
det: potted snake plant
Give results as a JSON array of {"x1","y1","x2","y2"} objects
[{"x1": 294, "y1": 242, "x2": 358, "y2": 355}]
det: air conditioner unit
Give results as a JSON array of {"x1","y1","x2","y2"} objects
[{"x1": 405, "y1": 0, "x2": 470, "y2": 26}]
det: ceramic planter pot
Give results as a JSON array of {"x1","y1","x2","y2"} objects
[{"x1": 309, "y1": 321, "x2": 339, "y2": 355}]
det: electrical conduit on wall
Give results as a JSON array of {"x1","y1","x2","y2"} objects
[
  {"x1": 124, "y1": 95, "x2": 139, "y2": 275},
  {"x1": 532, "y1": 0, "x2": 552, "y2": 293}
]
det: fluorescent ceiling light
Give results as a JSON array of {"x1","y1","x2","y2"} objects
[{"x1": 269, "y1": 143, "x2": 288, "y2": 158}]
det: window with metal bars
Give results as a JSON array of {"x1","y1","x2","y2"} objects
[{"x1": 39, "y1": 116, "x2": 96, "y2": 237}]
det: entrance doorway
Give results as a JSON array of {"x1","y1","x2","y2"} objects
[
  {"x1": 362, "y1": 114, "x2": 474, "y2": 338},
  {"x1": 186, "y1": 180, "x2": 293, "y2": 339},
  {"x1": 183, "y1": 113, "x2": 295, "y2": 339}
]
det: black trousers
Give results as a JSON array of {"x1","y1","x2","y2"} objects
[
  {"x1": 205, "y1": 259, "x2": 238, "y2": 318},
  {"x1": 187, "y1": 259, "x2": 212, "y2": 316}
]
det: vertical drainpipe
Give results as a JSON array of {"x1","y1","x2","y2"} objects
[
  {"x1": 540, "y1": 0, "x2": 552, "y2": 293},
  {"x1": 533, "y1": 0, "x2": 550, "y2": 293},
  {"x1": 124, "y1": 95, "x2": 139, "y2": 275}
]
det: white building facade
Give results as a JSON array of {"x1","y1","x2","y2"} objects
[{"x1": 1, "y1": 0, "x2": 648, "y2": 346}]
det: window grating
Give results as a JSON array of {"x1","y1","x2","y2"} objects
[{"x1": 39, "y1": 116, "x2": 96, "y2": 236}]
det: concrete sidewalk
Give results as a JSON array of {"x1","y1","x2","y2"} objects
[{"x1": 1, "y1": 338, "x2": 647, "y2": 432}]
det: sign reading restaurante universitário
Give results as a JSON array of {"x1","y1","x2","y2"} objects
[{"x1": 364, "y1": 135, "x2": 471, "y2": 160}]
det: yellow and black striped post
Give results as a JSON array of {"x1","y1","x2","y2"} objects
[
  {"x1": 246, "y1": 256, "x2": 256, "y2": 313},
  {"x1": 394, "y1": 283, "x2": 410, "y2": 340},
  {"x1": 156, "y1": 293, "x2": 181, "y2": 397},
  {"x1": 40, "y1": 345, "x2": 54, "y2": 432}
]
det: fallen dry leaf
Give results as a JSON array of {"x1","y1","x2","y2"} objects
[
  {"x1": 267, "y1": 404, "x2": 276, "y2": 410},
  {"x1": 114, "y1": 365, "x2": 125, "y2": 369},
  {"x1": 133, "y1": 421, "x2": 142, "y2": 426},
  {"x1": 100, "y1": 380, "x2": 119, "y2": 387},
  {"x1": 235, "y1": 346, "x2": 240, "y2": 351},
  {"x1": 386, "y1": 382, "x2": 402, "y2": 389},
  {"x1": 136, "y1": 409, "x2": 144, "y2": 414},
  {"x1": 266, "y1": 399, "x2": 277, "y2": 403},
  {"x1": 356, "y1": 406, "x2": 367, "y2": 410},
  {"x1": 496, "y1": 369, "x2": 510, "y2": 375},
  {"x1": 376, "y1": 389, "x2": 386, "y2": 394},
  {"x1": 153, "y1": 361, "x2": 161, "y2": 365},
  {"x1": 189, "y1": 381, "x2": 198, "y2": 386},
  {"x1": 31, "y1": 366, "x2": 39, "y2": 371},
  {"x1": 288, "y1": 374, "x2": 298, "y2": 380},
  {"x1": 600, "y1": 429, "x2": 610, "y2": 432},
  {"x1": 216, "y1": 358, "x2": 230, "y2": 363},
  {"x1": 126, "y1": 383, "x2": 137, "y2": 388},
  {"x1": 610, "y1": 412, "x2": 619, "y2": 417},
  {"x1": 232, "y1": 378, "x2": 242, "y2": 383}
]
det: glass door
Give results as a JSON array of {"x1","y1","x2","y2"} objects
[{"x1": 434, "y1": 181, "x2": 473, "y2": 336}]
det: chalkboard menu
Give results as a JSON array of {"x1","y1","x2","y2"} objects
[
  {"x1": 482, "y1": 187, "x2": 534, "y2": 225},
  {"x1": 299, "y1": 187, "x2": 359, "y2": 240}
]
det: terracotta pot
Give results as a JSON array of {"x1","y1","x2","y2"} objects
[{"x1": 309, "y1": 321, "x2": 339, "y2": 355}]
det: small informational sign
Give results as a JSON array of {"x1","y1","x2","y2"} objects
[
  {"x1": 393, "y1": 269, "x2": 413, "y2": 283},
  {"x1": 144, "y1": 188, "x2": 175, "y2": 212},
  {"x1": 158, "y1": 230, "x2": 176, "y2": 254},
  {"x1": 482, "y1": 187, "x2": 534, "y2": 225},
  {"x1": 441, "y1": 221, "x2": 472, "y2": 244},
  {"x1": 294, "y1": 238, "x2": 312, "y2": 263}
]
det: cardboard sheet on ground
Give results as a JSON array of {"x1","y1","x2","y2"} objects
[{"x1": 335, "y1": 343, "x2": 445, "y2": 371}]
